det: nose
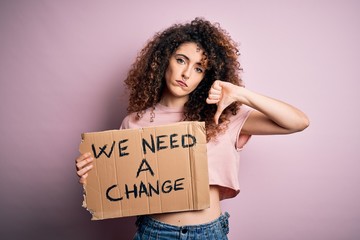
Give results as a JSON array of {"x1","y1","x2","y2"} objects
[{"x1": 182, "y1": 66, "x2": 191, "y2": 80}]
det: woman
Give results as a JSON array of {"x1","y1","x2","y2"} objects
[{"x1": 76, "y1": 18, "x2": 309, "y2": 239}]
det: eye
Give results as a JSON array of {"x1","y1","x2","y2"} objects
[
  {"x1": 176, "y1": 58, "x2": 185, "y2": 64},
  {"x1": 195, "y1": 67, "x2": 204, "y2": 73}
]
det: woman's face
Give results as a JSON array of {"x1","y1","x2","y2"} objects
[{"x1": 162, "y1": 42, "x2": 207, "y2": 106}]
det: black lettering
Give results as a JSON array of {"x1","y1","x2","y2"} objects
[
  {"x1": 125, "y1": 184, "x2": 138, "y2": 199},
  {"x1": 106, "y1": 178, "x2": 186, "y2": 201},
  {"x1": 106, "y1": 184, "x2": 123, "y2": 201},
  {"x1": 119, "y1": 139, "x2": 129, "y2": 157},
  {"x1": 170, "y1": 134, "x2": 179, "y2": 149},
  {"x1": 148, "y1": 180, "x2": 159, "y2": 196},
  {"x1": 182, "y1": 134, "x2": 196, "y2": 148},
  {"x1": 157, "y1": 135, "x2": 168, "y2": 151},
  {"x1": 118, "y1": 139, "x2": 129, "y2": 157},
  {"x1": 138, "y1": 181, "x2": 149, "y2": 197},
  {"x1": 92, "y1": 141, "x2": 115, "y2": 159},
  {"x1": 142, "y1": 134, "x2": 155, "y2": 154},
  {"x1": 174, "y1": 178, "x2": 185, "y2": 191},
  {"x1": 136, "y1": 159, "x2": 155, "y2": 178},
  {"x1": 161, "y1": 180, "x2": 172, "y2": 193}
]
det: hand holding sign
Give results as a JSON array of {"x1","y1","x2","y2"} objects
[
  {"x1": 76, "y1": 152, "x2": 94, "y2": 184},
  {"x1": 206, "y1": 80, "x2": 244, "y2": 124}
]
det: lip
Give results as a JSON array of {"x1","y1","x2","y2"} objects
[{"x1": 176, "y1": 80, "x2": 188, "y2": 87}]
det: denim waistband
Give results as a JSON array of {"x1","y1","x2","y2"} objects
[{"x1": 136, "y1": 211, "x2": 230, "y2": 232}]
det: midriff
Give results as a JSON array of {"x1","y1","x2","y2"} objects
[{"x1": 149, "y1": 185, "x2": 222, "y2": 226}]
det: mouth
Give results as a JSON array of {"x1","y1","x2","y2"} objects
[{"x1": 176, "y1": 80, "x2": 188, "y2": 87}]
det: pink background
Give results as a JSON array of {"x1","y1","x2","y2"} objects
[{"x1": 1, "y1": 1, "x2": 359, "y2": 239}]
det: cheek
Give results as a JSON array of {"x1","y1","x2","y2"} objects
[
  {"x1": 164, "y1": 68, "x2": 171, "y2": 82},
  {"x1": 165, "y1": 62, "x2": 177, "y2": 80}
]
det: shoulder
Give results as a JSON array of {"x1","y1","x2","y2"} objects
[
  {"x1": 226, "y1": 105, "x2": 253, "y2": 150},
  {"x1": 120, "y1": 112, "x2": 138, "y2": 129},
  {"x1": 228, "y1": 105, "x2": 253, "y2": 127},
  {"x1": 120, "y1": 107, "x2": 161, "y2": 129}
]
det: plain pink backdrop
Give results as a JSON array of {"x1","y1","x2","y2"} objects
[{"x1": 1, "y1": 0, "x2": 359, "y2": 239}]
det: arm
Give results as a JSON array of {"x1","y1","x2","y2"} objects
[{"x1": 206, "y1": 80, "x2": 309, "y2": 135}]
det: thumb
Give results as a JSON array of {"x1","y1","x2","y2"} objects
[
  {"x1": 212, "y1": 81, "x2": 225, "y2": 124},
  {"x1": 214, "y1": 102, "x2": 225, "y2": 125}
]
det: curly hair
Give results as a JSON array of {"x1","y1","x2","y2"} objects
[{"x1": 124, "y1": 17, "x2": 244, "y2": 141}]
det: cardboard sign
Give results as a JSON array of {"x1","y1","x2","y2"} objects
[{"x1": 79, "y1": 121, "x2": 210, "y2": 220}]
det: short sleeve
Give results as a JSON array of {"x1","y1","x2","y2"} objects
[
  {"x1": 119, "y1": 115, "x2": 130, "y2": 130},
  {"x1": 232, "y1": 106, "x2": 253, "y2": 150}
]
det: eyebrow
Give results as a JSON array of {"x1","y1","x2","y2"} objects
[{"x1": 174, "y1": 53, "x2": 204, "y2": 67}]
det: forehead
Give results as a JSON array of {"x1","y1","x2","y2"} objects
[{"x1": 174, "y1": 42, "x2": 207, "y2": 64}]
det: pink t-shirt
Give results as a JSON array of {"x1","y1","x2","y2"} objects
[{"x1": 120, "y1": 103, "x2": 252, "y2": 200}]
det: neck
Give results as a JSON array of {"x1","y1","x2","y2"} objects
[
  {"x1": 159, "y1": 98, "x2": 187, "y2": 108},
  {"x1": 160, "y1": 92, "x2": 188, "y2": 108}
]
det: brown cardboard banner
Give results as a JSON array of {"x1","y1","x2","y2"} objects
[{"x1": 79, "y1": 121, "x2": 210, "y2": 220}]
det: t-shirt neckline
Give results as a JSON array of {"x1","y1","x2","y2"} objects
[{"x1": 156, "y1": 103, "x2": 184, "y2": 113}]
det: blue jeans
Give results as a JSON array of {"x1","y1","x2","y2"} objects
[{"x1": 133, "y1": 212, "x2": 230, "y2": 239}]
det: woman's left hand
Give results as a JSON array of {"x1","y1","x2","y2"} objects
[
  {"x1": 206, "y1": 80, "x2": 241, "y2": 124},
  {"x1": 206, "y1": 79, "x2": 310, "y2": 133}
]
